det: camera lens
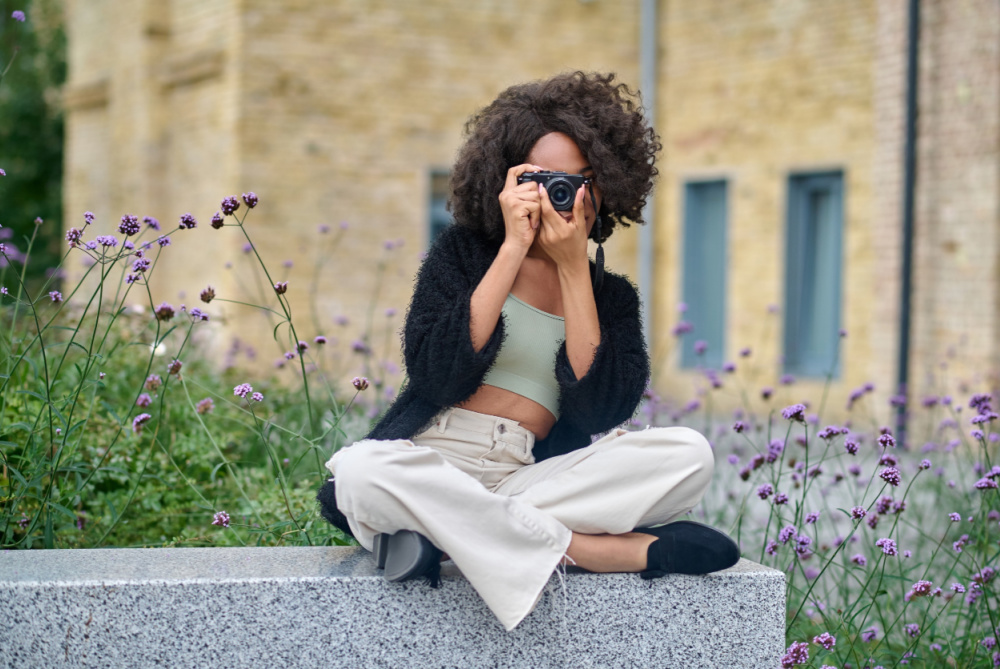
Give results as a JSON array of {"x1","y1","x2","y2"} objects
[{"x1": 547, "y1": 179, "x2": 574, "y2": 211}]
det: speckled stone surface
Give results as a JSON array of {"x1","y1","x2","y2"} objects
[{"x1": 1, "y1": 548, "x2": 784, "y2": 668}]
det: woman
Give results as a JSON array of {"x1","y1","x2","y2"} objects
[{"x1": 318, "y1": 71, "x2": 738, "y2": 631}]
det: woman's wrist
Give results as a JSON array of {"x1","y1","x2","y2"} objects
[{"x1": 499, "y1": 238, "x2": 531, "y2": 263}]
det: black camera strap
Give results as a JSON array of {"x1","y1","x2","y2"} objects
[{"x1": 590, "y1": 187, "x2": 604, "y2": 294}]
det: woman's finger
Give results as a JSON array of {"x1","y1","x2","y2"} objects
[{"x1": 504, "y1": 164, "x2": 544, "y2": 191}]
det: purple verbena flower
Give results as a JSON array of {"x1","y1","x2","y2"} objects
[
  {"x1": 221, "y1": 196, "x2": 240, "y2": 216},
  {"x1": 167, "y1": 359, "x2": 182, "y2": 375},
  {"x1": 200, "y1": 286, "x2": 215, "y2": 303},
  {"x1": 905, "y1": 623, "x2": 920, "y2": 638},
  {"x1": 352, "y1": 376, "x2": 369, "y2": 391},
  {"x1": 671, "y1": 320, "x2": 693, "y2": 336},
  {"x1": 781, "y1": 404, "x2": 807, "y2": 422},
  {"x1": 844, "y1": 437, "x2": 860, "y2": 455},
  {"x1": 178, "y1": 213, "x2": 197, "y2": 229},
  {"x1": 861, "y1": 626, "x2": 879, "y2": 643},
  {"x1": 970, "y1": 393, "x2": 993, "y2": 412},
  {"x1": 919, "y1": 458, "x2": 931, "y2": 470},
  {"x1": 780, "y1": 641, "x2": 809, "y2": 668},
  {"x1": 765, "y1": 540, "x2": 778, "y2": 556},
  {"x1": 95, "y1": 235, "x2": 118, "y2": 248},
  {"x1": 693, "y1": 340, "x2": 708, "y2": 356},
  {"x1": 157, "y1": 235, "x2": 171, "y2": 247},
  {"x1": 875, "y1": 537, "x2": 898, "y2": 556},
  {"x1": 774, "y1": 492, "x2": 789, "y2": 506},
  {"x1": 251, "y1": 392, "x2": 264, "y2": 403},
  {"x1": 766, "y1": 439, "x2": 784, "y2": 463},
  {"x1": 818, "y1": 426, "x2": 840, "y2": 440},
  {"x1": 135, "y1": 393, "x2": 152, "y2": 408},
  {"x1": 907, "y1": 580, "x2": 933, "y2": 600},
  {"x1": 314, "y1": 335, "x2": 327, "y2": 345},
  {"x1": 242, "y1": 192, "x2": 258, "y2": 208},
  {"x1": 211, "y1": 211, "x2": 224, "y2": 229},
  {"x1": 851, "y1": 506, "x2": 867, "y2": 520},
  {"x1": 212, "y1": 511, "x2": 230, "y2": 528},
  {"x1": 875, "y1": 496, "x2": 893, "y2": 515},
  {"x1": 145, "y1": 374, "x2": 162, "y2": 392},
  {"x1": 118, "y1": 214, "x2": 140, "y2": 236},
  {"x1": 778, "y1": 525, "x2": 797, "y2": 544},
  {"x1": 142, "y1": 216, "x2": 160, "y2": 230},
  {"x1": 233, "y1": 383, "x2": 252, "y2": 398},
  {"x1": 878, "y1": 453, "x2": 898, "y2": 466},
  {"x1": 878, "y1": 433, "x2": 896, "y2": 449},
  {"x1": 196, "y1": 397, "x2": 215, "y2": 414},
  {"x1": 975, "y1": 477, "x2": 999, "y2": 490},
  {"x1": 132, "y1": 413, "x2": 152, "y2": 434},
  {"x1": 48, "y1": 291, "x2": 62, "y2": 303},
  {"x1": 155, "y1": 302, "x2": 175, "y2": 321},
  {"x1": 65, "y1": 227, "x2": 84, "y2": 246},
  {"x1": 851, "y1": 553, "x2": 867, "y2": 567},
  {"x1": 732, "y1": 420, "x2": 749, "y2": 434},
  {"x1": 805, "y1": 511, "x2": 820, "y2": 524},
  {"x1": 813, "y1": 632, "x2": 835, "y2": 650},
  {"x1": 880, "y1": 467, "x2": 901, "y2": 487},
  {"x1": 12, "y1": 10, "x2": 25, "y2": 22},
  {"x1": 757, "y1": 484, "x2": 773, "y2": 500},
  {"x1": 949, "y1": 512, "x2": 962, "y2": 522},
  {"x1": 761, "y1": 386, "x2": 774, "y2": 400},
  {"x1": 274, "y1": 281, "x2": 288, "y2": 295}
]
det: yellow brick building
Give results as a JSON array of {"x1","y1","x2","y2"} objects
[{"x1": 62, "y1": 0, "x2": 1000, "y2": 428}]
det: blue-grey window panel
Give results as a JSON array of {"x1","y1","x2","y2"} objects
[
  {"x1": 681, "y1": 180, "x2": 728, "y2": 369},
  {"x1": 783, "y1": 172, "x2": 844, "y2": 378},
  {"x1": 429, "y1": 171, "x2": 453, "y2": 245}
]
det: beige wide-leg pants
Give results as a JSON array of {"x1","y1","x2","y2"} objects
[{"x1": 326, "y1": 407, "x2": 714, "y2": 631}]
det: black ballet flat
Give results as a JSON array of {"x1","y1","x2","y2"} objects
[
  {"x1": 373, "y1": 531, "x2": 443, "y2": 588},
  {"x1": 636, "y1": 520, "x2": 740, "y2": 580}
]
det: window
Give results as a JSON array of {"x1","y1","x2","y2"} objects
[
  {"x1": 783, "y1": 172, "x2": 844, "y2": 378},
  {"x1": 428, "y1": 170, "x2": 453, "y2": 245},
  {"x1": 680, "y1": 180, "x2": 728, "y2": 369}
]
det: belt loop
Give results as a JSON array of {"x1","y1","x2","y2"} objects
[{"x1": 437, "y1": 409, "x2": 452, "y2": 433}]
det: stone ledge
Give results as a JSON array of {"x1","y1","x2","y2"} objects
[{"x1": 1, "y1": 547, "x2": 784, "y2": 668}]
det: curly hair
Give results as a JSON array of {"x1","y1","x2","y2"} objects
[{"x1": 449, "y1": 71, "x2": 661, "y2": 244}]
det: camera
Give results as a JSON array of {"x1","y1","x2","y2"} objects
[{"x1": 517, "y1": 171, "x2": 589, "y2": 212}]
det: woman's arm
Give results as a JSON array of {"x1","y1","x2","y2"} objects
[
  {"x1": 554, "y1": 277, "x2": 649, "y2": 435},
  {"x1": 468, "y1": 164, "x2": 544, "y2": 351},
  {"x1": 536, "y1": 184, "x2": 602, "y2": 380}
]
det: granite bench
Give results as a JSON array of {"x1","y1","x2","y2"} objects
[{"x1": 1, "y1": 547, "x2": 784, "y2": 668}]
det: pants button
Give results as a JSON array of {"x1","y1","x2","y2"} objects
[{"x1": 497, "y1": 424, "x2": 506, "y2": 434}]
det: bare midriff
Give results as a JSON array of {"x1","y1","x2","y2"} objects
[{"x1": 457, "y1": 383, "x2": 557, "y2": 440}]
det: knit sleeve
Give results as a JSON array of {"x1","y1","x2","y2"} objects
[
  {"x1": 553, "y1": 275, "x2": 649, "y2": 435},
  {"x1": 401, "y1": 227, "x2": 504, "y2": 407}
]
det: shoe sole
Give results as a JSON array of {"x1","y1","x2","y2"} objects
[
  {"x1": 373, "y1": 533, "x2": 389, "y2": 569},
  {"x1": 379, "y1": 531, "x2": 441, "y2": 583}
]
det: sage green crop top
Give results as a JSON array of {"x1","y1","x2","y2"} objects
[{"x1": 481, "y1": 294, "x2": 565, "y2": 418}]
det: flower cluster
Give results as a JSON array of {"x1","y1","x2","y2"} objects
[{"x1": 118, "y1": 214, "x2": 140, "y2": 236}]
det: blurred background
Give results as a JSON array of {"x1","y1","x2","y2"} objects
[{"x1": 2, "y1": 0, "x2": 999, "y2": 421}]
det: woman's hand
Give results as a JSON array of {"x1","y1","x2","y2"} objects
[
  {"x1": 498, "y1": 164, "x2": 544, "y2": 253},
  {"x1": 535, "y1": 183, "x2": 590, "y2": 270}
]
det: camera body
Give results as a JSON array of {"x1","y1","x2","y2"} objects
[{"x1": 516, "y1": 171, "x2": 589, "y2": 212}]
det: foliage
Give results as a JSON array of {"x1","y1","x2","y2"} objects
[
  {"x1": 0, "y1": 196, "x2": 404, "y2": 550},
  {"x1": 649, "y1": 327, "x2": 1000, "y2": 668},
  {"x1": 0, "y1": 0, "x2": 65, "y2": 288}
]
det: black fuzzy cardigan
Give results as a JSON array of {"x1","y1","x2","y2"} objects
[{"x1": 317, "y1": 224, "x2": 650, "y2": 538}]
